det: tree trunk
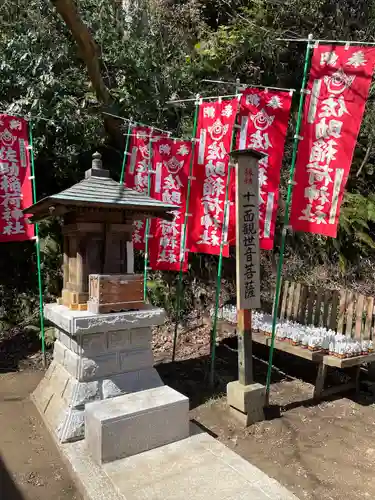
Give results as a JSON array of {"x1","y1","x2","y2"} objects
[{"x1": 51, "y1": 0, "x2": 123, "y2": 145}]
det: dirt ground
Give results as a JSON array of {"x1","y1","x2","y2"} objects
[
  {"x1": 0, "y1": 370, "x2": 81, "y2": 500},
  {"x1": 2, "y1": 322, "x2": 375, "y2": 500},
  {"x1": 191, "y1": 387, "x2": 375, "y2": 500},
  {"x1": 157, "y1": 321, "x2": 375, "y2": 500}
]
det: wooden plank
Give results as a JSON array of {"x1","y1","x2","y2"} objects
[
  {"x1": 314, "y1": 289, "x2": 323, "y2": 326},
  {"x1": 103, "y1": 231, "x2": 122, "y2": 274},
  {"x1": 279, "y1": 280, "x2": 289, "y2": 320},
  {"x1": 252, "y1": 331, "x2": 324, "y2": 362},
  {"x1": 330, "y1": 290, "x2": 339, "y2": 331},
  {"x1": 292, "y1": 283, "x2": 301, "y2": 321},
  {"x1": 89, "y1": 274, "x2": 144, "y2": 304},
  {"x1": 68, "y1": 234, "x2": 78, "y2": 287},
  {"x1": 87, "y1": 301, "x2": 146, "y2": 314},
  {"x1": 63, "y1": 236, "x2": 69, "y2": 289},
  {"x1": 364, "y1": 296, "x2": 374, "y2": 340},
  {"x1": 324, "y1": 350, "x2": 375, "y2": 368},
  {"x1": 86, "y1": 237, "x2": 103, "y2": 276},
  {"x1": 108, "y1": 223, "x2": 134, "y2": 233},
  {"x1": 77, "y1": 235, "x2": 89, "y2": 293},
  {"x1": 306, "y1": 287, "x2": 315, "y2": 325},
  {"x1": 235, "y1": 152, "x2": 260, "y2": 309},
  {"x1": 286, "y1": 281, "x2": 295, "y2": 320},
  {"x1": 337, "y1": 290, "x2": 347, "y2": 334},
  {"x1": 322, "y1": 289, "x2": 331, "y2": 328},
  {"x1": 62, "y1": 222, "x2": 104, "y2": 234},
  {"x1": 355, "y1": 294, "x2": 365, "y2": 339},
  {"x1": 237, "y1": 309, "x2": 253, "y2": 386},
  {"x1": 76, "y1": 242, "x2": 84, "y2": 292},
  {"x1": 72, "y1": 210, "x2": 123, "y2": 224},
  {"x1": 299, "y1": 285, "x2": 308, "y2": 324},
  {"x1": 126, "y1": 241, "x2": 134, "y2": 274},
  {"x1": 313, "y1": 363, "x2": 327, "y2": 399},
  {"x1": 345, "y1": 291, "x2": 354, "y2": 338}
]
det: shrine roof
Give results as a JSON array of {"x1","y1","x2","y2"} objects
[
  {"x1": 230, "y1": 148, "x2": 265, "y2": 159},
  {"x1": 24, "y1": 152, "x2": 178, "y2": 221}
]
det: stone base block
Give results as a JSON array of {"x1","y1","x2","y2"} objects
[
  {"x1": 53, "y1": 340, "x2": 154, "y2": 381},
  {"x1": 34, "y1": 304, "x2": 167, "y2": 444},
  {"x1": 85, "y1": 386, "x2": 189, "y2": 464},
  {"x1": 227, "y1": 381, "x2": 265, "y2": 426},
  {"x1": 44, "y1": 303, "x2": 165, "y2": 335},
  {"x1": 33, "y1": 361, "x2": 163, "y2": 443}
]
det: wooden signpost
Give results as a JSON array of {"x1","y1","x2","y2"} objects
[
  {"x1": 233, "y1": 149, "x2": 262, "y2": 384},
  {"x1": 227, "y1": 149, "x2": 265, "y2": 426}
]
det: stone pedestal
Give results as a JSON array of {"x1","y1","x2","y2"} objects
[
  {"x1": 85, "y1": 386, "x2": 189, "y2": 464},
  {"x1": 227, "y1": 381, "x2": 265, "y2": 426},
  {"x1": 33, "y1": 303, "x2": 165, "y2": 443}
]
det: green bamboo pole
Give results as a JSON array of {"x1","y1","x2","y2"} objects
[
  {"x1": 28, "y1": 122, "x2": 46, "y2": 367},
  {"x1": 172, "y1": 95, "x2": 200, "y2": 362},
  {"x1": 119, "y1": 119, "x2": 133, "y2": 185},
  {"x1": 208, "y1": 155, "x2": 233, "y2": 388},
  {"x1": 209, "y1": 93, "x2": 240, "y2": 388},
  {"x1": 143, "y1": 132, "x2": 153, "y2": 301},
  {"x1": 264, "y1": 33, "x2": 314, "y2": 406}
]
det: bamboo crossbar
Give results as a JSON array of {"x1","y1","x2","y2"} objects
[
  {"x1": 277, "y1": 38, "x2": 375, "y2": 46},
  {"x1": 201, "y1": 79, "x2": 296, "y2": 93}
]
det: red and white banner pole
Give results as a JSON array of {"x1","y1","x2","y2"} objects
[
  {"x1": 228, "y1": 88, "x2": 293, "y2": 250},
  {"x1": 290, "y1": 44, "x2": 375, "y2": 236}
]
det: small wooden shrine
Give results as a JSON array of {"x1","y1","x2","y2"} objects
[{"x1": 24, "y1": 152, "x2": 177, "y2": 313}]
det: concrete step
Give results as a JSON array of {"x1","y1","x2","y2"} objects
[{"x1": 85, "y1": 385, "x2": 189, "y2": 464}]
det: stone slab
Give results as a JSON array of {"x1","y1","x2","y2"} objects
[
  {"x1": 56, "y1": 327, "x2": 153, "y2": 356},
  {"x1": 62, "y1": 440, "x2": 122, "y2": 500},
  {"x1": 85, "y1": 386, "x2": 189, "y2": 464},
  {"x1": 227, "y1": 381, "x2": 265, "y2": 425},
  {"x1": 33, "y1": 361, "x2": 163, "y2": 443},
  {"x1": 45, "y1": 303, "x2": 165, "y2": 335},
  {"x1": 53, "y1": 340, "x2": 154, "y2": 381},
  {"x1": 105, "y1": 432, "x2": 299, "y2": 499},
  {"x1": 229, "y1": 405, "x2": 265, "y2": 427},
  {"x1": 60, "y1": 431, "x2": 300, "y2": 500}
]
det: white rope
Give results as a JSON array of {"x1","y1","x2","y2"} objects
[
  {"x1": 167, "y1": 93, "x2": 240, "y2": 104},
  {"x1": 201, "y1": 79, "x2": 296, "y2": 93},
  {"x1": 277, "y1": 37, "x2": 375, "y2": 46}
]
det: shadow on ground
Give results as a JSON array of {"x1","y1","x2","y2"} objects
[
  {"x1": 0, "y1": 327, "x2": 51, "y2": 373},
  {"x1": 156, "y1": 335, "x2": 375, "y2": 411},
  {"x1": 0, "y1": 455, "x2": 25, "y2": 500}
]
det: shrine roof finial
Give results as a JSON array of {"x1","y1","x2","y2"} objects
[
  {"x1": 92, "y1": 151, "x2": 102, "y2": 169},
  {"x1": 85, "y1": 151, "x2": 110, "y2": 179}
]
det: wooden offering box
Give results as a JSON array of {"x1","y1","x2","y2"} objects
[
  {"x1": 88, "y1": 274, "x2": 144, "y2": 313},
  {"x1": 23, "y1": 152, "x2": 177, "y2": 312}
]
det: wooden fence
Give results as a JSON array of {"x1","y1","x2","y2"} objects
[{"x1": 278, "y1": 281, "x2": 374, "y2": 340}]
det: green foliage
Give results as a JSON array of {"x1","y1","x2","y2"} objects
[
  {"x1": 2, "y1": 0, "x2": 375, "y2": 327},
  {"x1": 337, "y1": 192, "x2": 375, "y2": 263}
]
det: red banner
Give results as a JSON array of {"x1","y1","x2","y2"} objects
[
  {"x1": 228, "y1": 88, "x2": 292, "y2": 249},
  {"x1": 187, "y1": 99, "x2": 238, "y2": 256},
  {"x1": 124, "y1": 126, "x2": 153, "y2": 250},
  {"x1": 0, "y1": 115, "x2": 34, "y2": 242},
  {"x1": 148, "y1": 139, "x2": 192, "y2": 271},
  {"x1": 290, "y1": 45, "x2": 375, "y2": 237}
]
